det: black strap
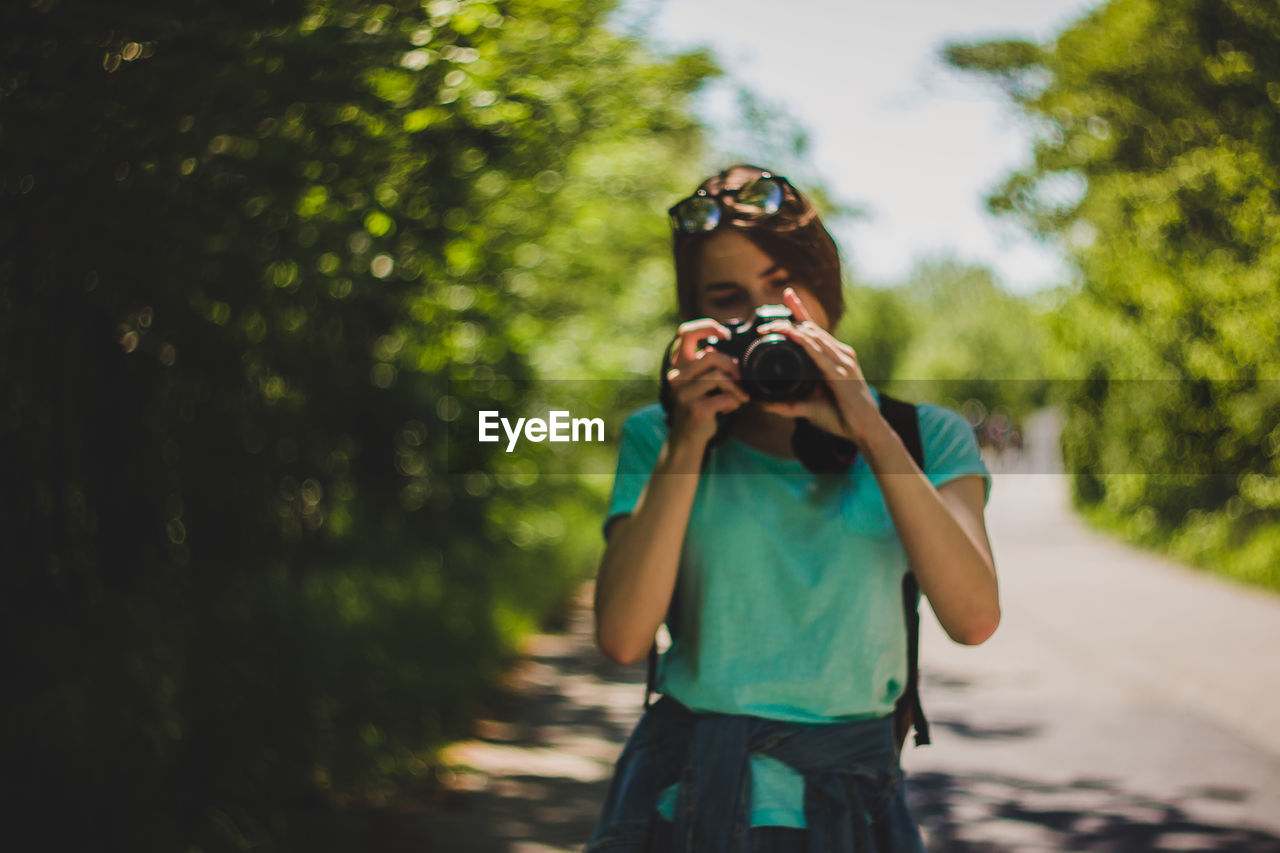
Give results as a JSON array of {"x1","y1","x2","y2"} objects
[
  {"x1": 879, "y1": 393, "x2": 924, "y2": 471},
  {"x1": 644, "y1": 643, "x2": 658, "y2": 710},
  {"x1": 897, "y1": 573, "x2": 930, "y2": 749},
  {"x1": 791, "y1": 417, "x2": 858, "y2": 473},
  {"x1": 879, "y1": 393, "x2": 931, "y2": 750}
]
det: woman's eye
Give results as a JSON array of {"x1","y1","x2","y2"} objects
[{"x1": 708, "y1": 293, "x2": 744, "y2": 309}]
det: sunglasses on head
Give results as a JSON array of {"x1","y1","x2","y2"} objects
[{"x1": 668, "y1": 172, "x2": 790, "y2": 234}]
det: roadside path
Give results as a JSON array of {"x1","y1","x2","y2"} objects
[
  {"x1": 420, "y1": 412, "x2": 1280, "y2": 851},
  {"x1": 418, "y1": 583, "x2": 646, "y2": 852}
]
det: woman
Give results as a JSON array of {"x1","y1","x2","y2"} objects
[{"x1": 588, "y1": 165, "x2": 999, "y2": 853}]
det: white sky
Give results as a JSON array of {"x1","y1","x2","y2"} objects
[{"x1": 632, "y1": 0, "x2": 1105, "y2": 292}]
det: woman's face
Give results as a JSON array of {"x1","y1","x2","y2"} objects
[{"x1": 693, "y1": 230, "x2": 831, "y2": 330}]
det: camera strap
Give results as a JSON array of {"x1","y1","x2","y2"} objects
[{"x1": 791, "y1": 417, "x2": 859, "y2": 473}]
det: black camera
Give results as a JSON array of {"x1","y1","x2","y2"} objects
[{"x1": 705, "y1": 305, "x2": 820, "y2": 402}]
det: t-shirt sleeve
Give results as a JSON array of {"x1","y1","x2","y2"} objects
[
  {"x1": 918, "y1": 403, "x2": 992, "y2": 505},
  {"x1": 603, "y1": 405, "x2": 669, "y2": 539}
]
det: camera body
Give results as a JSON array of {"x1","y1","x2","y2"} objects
[{"x1": 705, "y1": 305, "x2": 820, "y2": 402}]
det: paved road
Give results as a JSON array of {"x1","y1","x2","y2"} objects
[
  {"x1": 419, "y1": 412, "x2": 1280, "y2": 851},
  {"x1": 913, "y1": 410, "x2": 1279, "y2": 850}
]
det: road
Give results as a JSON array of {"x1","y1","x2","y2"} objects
[
  {"x1": 418, "y1": 411, "x2": 1280, "y2": 851},
  {"x1": 904, "y1": 457, "x2": 1280, "y2": 848}
]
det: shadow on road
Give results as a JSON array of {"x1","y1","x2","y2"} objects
[
  {"x1": 909, "y1": 770, "x2": 1280, "y2": 852},
  {"x1": 413, "y1": 589, "x2": 647, "y2": 852},
  {"x1": 406, "y1": 583, "x2": 1280, "y2": 853}
]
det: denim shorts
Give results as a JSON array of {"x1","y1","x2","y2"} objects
[{"x1": 646, "y1": 818, "x2": 807, "y2": 853}]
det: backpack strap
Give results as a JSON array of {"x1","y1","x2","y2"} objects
[
  {"x1": 644, "y1": 644, "x2": 659, "y2": 709},
  {"x1": 878, "y1": 393, "x2": 932, "y2": 751}
]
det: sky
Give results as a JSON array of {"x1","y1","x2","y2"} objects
[{"x1": 629, "y1": 0, "x2": 1105, "y2": 292}]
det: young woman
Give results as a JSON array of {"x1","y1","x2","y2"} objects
[{"x1": 588, "y1": 164, "x2": 999, "y2": 853}]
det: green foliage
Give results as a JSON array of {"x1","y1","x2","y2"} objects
[
  {"x1": 948, "y1": 0, "x2": 1280, "y2": 590},
  {"x1": 891, "y1": 259, "x2": 1051, "y2": 416},
  {"x1": 839, "y1": 259, "x2": 1051, "y2": 421},
  {"x1": 1, "y1": 0, "x2": 716, "y2": 848},
  {"x1": 838, "y1": 284, "x2": 916, "y2": 384}
]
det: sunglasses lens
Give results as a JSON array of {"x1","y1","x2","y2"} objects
[
  {"x1": 735, "y1": 176, "x2": 784, "y2": 215},
  {"x1": 673, "y1": 196, "x2": 721, "y2": 232}
]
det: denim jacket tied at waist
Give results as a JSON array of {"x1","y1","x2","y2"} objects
[{"x1": 586, "y1": 695, "x2": 925, "y2": 853}]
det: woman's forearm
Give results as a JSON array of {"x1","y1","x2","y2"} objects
[
  {"x1": 593, "y1": 439, "x2": 705, "y2": 665},
  {"x1": 862, "y1": 425, "x2": 1000, "y2": 645}
]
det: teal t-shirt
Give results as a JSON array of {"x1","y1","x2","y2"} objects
[{"x1": 603, "y1": 389, "x2": 991, "y2": 828}]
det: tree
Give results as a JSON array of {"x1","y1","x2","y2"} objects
[
  {"x1": 0, "y1": 0, "x2": 717, "y2": 847},
  {"x1": 947, "y1": 0, "x2": 1280, "y2": 589},
  {"x1": 886, "y1": 258, "x2": 1051, "y2": 418}
]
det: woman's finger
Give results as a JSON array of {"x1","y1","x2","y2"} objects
[
  {"x1": 692, "y1": 388, "x2": 746, "y2": 419},
  {"x1": 672, "y1": 365, "x2": 743, "y2": 397},
  {"x1": 668, "y1": 349, "x2": 739, "y2": 385},
  {"x1": 800, "y1": 321, "x2": 859, "y2": 368},
  {"x1": 675, "y1": 369, "x2": 749, "y2": 405},
  {"x1": 760, "y1": 296, "x2": 858, "y2": 369},
  {"x1": 758, "y1": 320, "x2": 861, "y2": 385},
  {"x1": 783, "y1": 287, "x2": 813, "y2": 324},
  {"x1": 802, "y1": 326, "x2": 859, "y2": 376},
  {"x1": 758, "y1": 320, "x2": 830, "y2": 365},
  {"x1": 674, "y1": 318, "x2": 733, "y2": 364}
]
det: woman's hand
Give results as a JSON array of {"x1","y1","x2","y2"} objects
[
  {"x1": 665, "y1": 318, "x2": 750, "y2": 452},
  {"x1": 757, "y1": 288, "x2": 888, "y2": 449}
]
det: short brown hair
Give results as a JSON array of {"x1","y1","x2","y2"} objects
[{"x1": 672, "y1": 164, "x2": 845, "y2": 325}]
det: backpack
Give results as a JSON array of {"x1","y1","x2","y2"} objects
[{"x1": 650, "y1": 377, "x2": 931, "y2": 753}]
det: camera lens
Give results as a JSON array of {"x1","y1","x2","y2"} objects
[{"x1": 742, "y1": 335, "x2": 818, "y2": 401}]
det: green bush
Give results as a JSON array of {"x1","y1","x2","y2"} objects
[
  {"x1": 949, "y1": 0, "x2": 1280, "y2": 591},
  {"x1": 839, "y1": 259, "x2": 1052, "y2": 425},
  {"x1": 1, "y1": 0, "x2": 716, "y2": 847}
]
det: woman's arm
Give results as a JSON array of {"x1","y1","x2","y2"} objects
[
  {"x1": 759, "y1": 288, "x2": 999, "y2": 645},
  {"x1": 594, "y1": 439, "x2": 704, "y2": 665},
  {"x1": 861, "y1": 427, "x2": 998, "y2": 645},
  {"x1": 593, "y1": 320, "x2": 748, "y2": 665}
]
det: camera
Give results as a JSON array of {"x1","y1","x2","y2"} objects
[{"x1": 705, "y1": 305, "x2": 820, "y2": 402}]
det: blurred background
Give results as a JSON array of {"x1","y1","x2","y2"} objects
[{"x1": 3, "y1": 0, "x2": 1279, "y2": 849}]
